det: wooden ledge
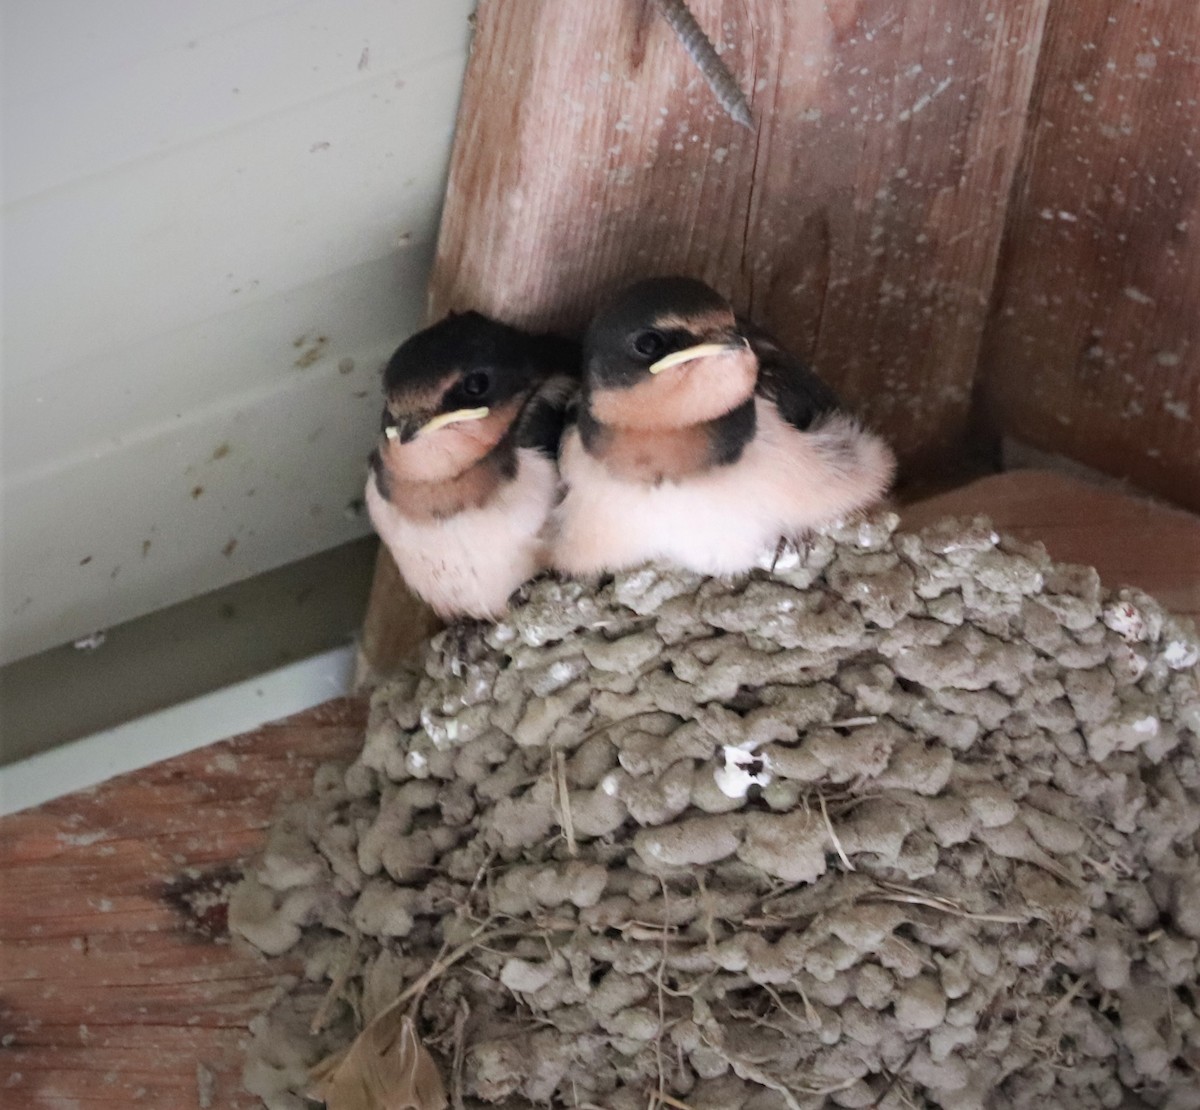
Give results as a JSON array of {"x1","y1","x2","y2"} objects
[{"x1": 0, "y1": 698, "x2": 367, "y2": 1108}]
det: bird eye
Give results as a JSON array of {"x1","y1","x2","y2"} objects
[
  {"x1": 461, "y1": 371, "x2": 490, "y2": 398},
  {"x1": 632, "y1": 330, "x2": 667, "y2": 359}
]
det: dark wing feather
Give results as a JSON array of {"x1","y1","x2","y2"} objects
[
  {"x1": 516, "y1": 373, "x2": 579, "y2": 459},
  {"x1": 739, "y1": 316, "x2": 842, "y2": 432}
]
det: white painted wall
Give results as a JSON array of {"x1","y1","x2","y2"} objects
[{"x1": 1, "y1": 0, "x2": 475, "y2": 665}]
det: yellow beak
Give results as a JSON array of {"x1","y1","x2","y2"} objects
[
  {"x1": 649, "y1": 340, "x2": 746, "y2": 375},
  {"x1": 417, "y1": 407, "x2": 490, "y2": 436},
  {"x1": 385, "y1": 407, "x2": 490, "y2": 442}
]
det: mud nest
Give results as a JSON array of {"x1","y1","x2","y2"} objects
[{"x1": 232, "y1": 514, "x2": 1200, "y2": 1110}]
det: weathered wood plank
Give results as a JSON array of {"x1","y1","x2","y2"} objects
[
  {"x1": 979, "y1": 0, "x2": 1200, "y2": 510},
  {"x1": 433, "y1": 0, "x2": 1049, "y2": 470},
  {"x1": 356, "y1": 553, "x2": 441, "y2": 685},
  {"x1": 0, "y1": 698, "x2": 366, "y2": 1109},
  {"x1": 362, "y1": 0, "x2": 1054, "y2": 676}
]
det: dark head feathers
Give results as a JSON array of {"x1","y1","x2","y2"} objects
[
  {"x1": 584, "y1": 278, "x2": 732, "y2": 364},
  {"x1": 383, "y1": 311, "x2": 580, "y2": 400},
  {"x1": 588, "y1": 277, "x2": 732, "y2": 336}
]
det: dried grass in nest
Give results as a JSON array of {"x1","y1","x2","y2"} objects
[{"x1": 231, "y1": 514, "x2": 1200, "y2": 1110}]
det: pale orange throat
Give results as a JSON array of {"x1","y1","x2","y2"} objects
[
  {"x1": 377, "y1": 451, "x2": 507, "y2": 522},
  {"x1": 450, "y1": 397, "x2": 524, "y2": 450},
  {"x1": 381, "y1": 397, "x2": 525, "y2": 484},
  {"x1": 589, "y1": 348, "x2": 758, "y2": 431},
  {"x1": 587, "y1": 422, "x2": 715, "y2": 483}
]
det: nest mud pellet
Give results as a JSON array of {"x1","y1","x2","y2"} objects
[{"x1": 231, "y1": 513, "x2": 1200, "y2": 1110}]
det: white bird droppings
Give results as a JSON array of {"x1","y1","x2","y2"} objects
[{"x1": 714, "y1": 746, "x2": 772, "y2": 799}]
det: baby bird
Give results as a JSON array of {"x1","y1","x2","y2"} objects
[
  {"x1": 366, "y1": 311, "x2": 578, "y2": 620},
  {"x1": 550, "y1": 276, "x2": 894, "y2": 577}
]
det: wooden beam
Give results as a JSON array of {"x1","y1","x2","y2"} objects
[
  {"x1": 0, "y1": 698, "x2": 366, "y2": 1109},
  {"x1": 356, "y1": 551, "x2": 441, "y2": 687},
  {"x1": 361, "y1": 0, "x2": 1053, "y2": 676},
  {"x1": 430, "y1": 0, "x2": 1050, "y2": 467},
  {"x1": 979, "y1": 0, "x2": 1200, "y2": 511}
]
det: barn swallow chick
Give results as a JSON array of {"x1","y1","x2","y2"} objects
[
  {"x1": 550, "y1": 277, "x2": 894, "y2": 578},
  {"x1": 366, "y1": 311, "x2": 578, "y2": 621}
]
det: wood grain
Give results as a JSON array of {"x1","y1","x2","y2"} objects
[
  {"x1": 433, "y1": 0, "x2": 1049, "y2": 472},
  {"x1": 356, "y1": 553, "x2": 441, "y2": 686},
  {"x1": 362, "y1": 0, "x2": 1056, "y2": 676},
  {"x1": 0, "y1": 698, "x2": 366, "y2": 1109},
  {"x1": 979, "y1": 0, "x2": 1200, "y2": 510}
]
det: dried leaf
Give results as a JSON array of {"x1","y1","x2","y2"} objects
[{"x1": 309, "y1": 1011, "x2": 447, "y2": 1110}]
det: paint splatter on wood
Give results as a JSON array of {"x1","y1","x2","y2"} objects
[{"x1": 980, "y1": 0, "x2": 1200, "y2": 510}]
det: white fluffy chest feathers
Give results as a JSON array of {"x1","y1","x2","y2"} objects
[
  {"x1": 551, "y1": 400, "x2": 893, "y2": 577},
  {"x1": 367, "y1": 449, "x2": 558, "y2": 620}
]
